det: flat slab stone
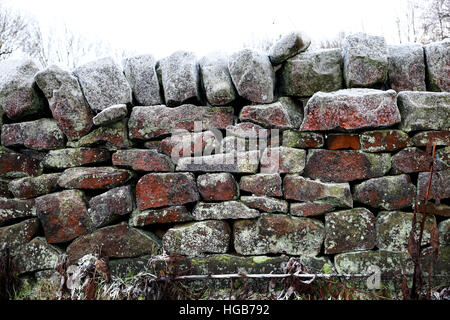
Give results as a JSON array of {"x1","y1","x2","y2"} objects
[
  {"x1": 92, "y1": 104, "x2": 128, "y2": 126},
  {"x1": 269, "y1": 31, "x2": 311, "y2": 65},
  {"x1": 290, "y1": 201, "x2": 335, "y2": 217},
  {"x1": 391, "y1": 147, "x2": 448, "y2": 174},
  {"x1": 199, "y1": 52, "x2": 236, "y2": 106},
  {"x1": 192, "y1": 201, "x2": 260, "y2": 220},
  {"x1": 0, "y1": 58, "x2": 45, "y2": 119},
  {"x1": 342, "y1": 33, "x2": 388, "y2": 88},
  {"x1": 42, "y1": 147, "x2": 110, "y2": 169},
  {"x1": 112, "y1": 149, "x2": 174, "y2": 172},
  {"x1": 397, "y1": 91, "x2": 450, "y2": 132},
  {"x1": 160, "y1": 130, "x2": 219, "y2": 161},
  {"x1": 360, "y1": 130, "x2": 412, "y2": 152},
  {"x1": 282, "y1": 130, "x2": 324, "y2": 148},
  {"x1": 0, "y1": 197, "x2": 36, "y2": 224},
  {"x1": 8, "y1": 173, "x2": 60, "y2": 199},
  {"x1": 0, "y1": 147, "x2": 43, "y2": 178},
  {"x1": 1, "y1": 118, "x2": 65, "y2": 150},
  {"x1": 57, "y1": 167, "x2": 133, "y2": 189},
  {"x1": 278, "y1": 48, "x2": 343, "y2": 96},
  {"x1": 123, "y1": 54, "x2": 162, "y2": 106},
  {"x1": 129, "y1": 206, "x2": 193, "y2": 226},
  {"x1": 239, "y1": 173, "x2": 282, "y2": 197},
  {"x1": 424, "y1": 38, "x2": 450, "y2": 92},
  {"x1": 73, "y1": 57, "x2": 132, "y2": 112},
  {"x1": 160, "y1": 51, "x2": 201, "y2": 106},
  {"x1": 300, "y1": 89, "x2": 400, "y2": 131},
  {"x1": 0, "y1": 218, "x2": 40, "y2": 254},
  {"x1": 228, "y1": 49, "x2": 275, "y2": 103},
  {"x1": 128, "y1": 104, "x2": 234, "y2": 140},
  {"x1": 240, "y1": 196, "x2": 288, "y2": 213},
  {"x1": 412, "y1": 131, "x2": 450, "y2": 147},
  {"x1": 176, "y1": 151, "x2": 260, "y2": 173},
  {"x1": 34, "y1": 65, "x2": 94, "y2": 140}
]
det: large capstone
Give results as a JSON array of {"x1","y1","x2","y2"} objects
[{"x1": 268, "y1": 31, "x2": 311, "y2": 65}]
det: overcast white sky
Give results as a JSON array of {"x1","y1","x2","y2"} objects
[{"x1": 4, "y1": 0, "x2": 410, "y2": 60}]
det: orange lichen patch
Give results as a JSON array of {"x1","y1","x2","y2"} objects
[{"x1": 326, "y1": 134, "x2": 360, "y2": 150}]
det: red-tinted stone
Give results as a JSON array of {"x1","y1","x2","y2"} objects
[
  {"x1": 290, "y1": 202, "x2": 335, "y2": 217},
  {"x1": 282, "y1": 130, "x2": 324, "y2": 148},
  {"x1": 112, "y1": 149, "x2": 174, "y2": 171},
  {"x1": 391, "y1": 147, "x2": 448, "y2": 174},
  {"x1": 129, "y1": 105, "x2": 234, "y2": 140},
  {"x1": 239, "y1": 97, "x2": 303, "y2": 129},
  {"x1": 417, "y1": 202, "x2": 450, "y2": 217},
  {"x1": 260, "y1": 146, "x2": 306, "y2": 173},
  {"x1": 324, "y1": 208, "x2": 376, "y2": 254},
  {"x1": 160, "y1": 131, "x2": 218, "y2": 159},
  {"x1": 8, "y1": 173, "x2": 60, "y2": 199},
  {"x1": 1, "y1": 118, "x2": 65, "y2": 150},
  {"x1": 57, "y1": 167, "x2": 133, "y2": 190},
  {"x1": 66, "y1": 224, "x2": 161, "y2": 265},
  {"x1": 197, "y1": 173, "x2": 238, "y2": 201},
  {"x1": 88, "y1": 185, "x2": 133, "y2": 228},
  {"x1": 239, "y1": 173, "x2": 282, "y2": 197},
  {"x1": 412, "y1": 131, "x2": 450, "y2": 147},
  {"x1": 0, "y1": 198, "x2": 35, "y2": 224},
  {"x1": 0, "y1": 147, "x2": 43, "y2": 178},
  {"x1": 354, "y1": 174, "x2": 416, "y2": 210},
  {"x1": 36, "y1": 190, "x2": 90, "y2": 243},
  {"x1": 43, "y1": 148, "x2": 110, "y2": 169},
  {"x1": 136, "y1": 173, "x2": 199, "y2": 210},
  {"x1": 240, "y1": 196, "x2": 288, "y2": 213},
  {"x1": 176, "y1": 151, "x2": 260, "y2": 173},
  {"x1": 326, "y1": 134, "x2": 360, "y2": 150},
  {"x1": 0, "y1": 218, "x2": 40, "y2": 254},
  {"x1": 417, "y1": 170, "x2": 450, "y2": 201},
  {"x1": 360, "y1": 130, "x2": 412, "y2": 152},
  {"x1": 284, "y1": 175, "x2": 352, "y2": 207},
  {"x1": 300, "y1": 89, "x2": 400, "y2": 131},
  {"x1": 0, "y1": 179, "x2": 11, "y2": 198},
  {"x1": 129, "y1": 206, "x2": 193, "y2": 226},
  {"x1": 304, "y1": 149, "x2": 391, "y2": 182}
]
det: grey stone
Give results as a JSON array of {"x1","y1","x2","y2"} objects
[
  {"x1": 279, "y1": 48, "x2": 343, "y2": 96},
  {"x1": 397, "y1": 91, "x2": 450, "y2": 131},
  {"x1": 387, "y1": 44, "x2": 426, "y2": 92},
  {"x1": 193, "y1": 201, "x2": 260, "y2": 220},
  {"x1": 73, "y1": 57, "x2": 132, "y2": 112},
  {"x1": 160, "y1": 51, "x2": 201, "y2": 107},
  {"x1": 92, "y1": 104, "x2": 128, "y2": 126},
  {"x1": 176, "y1": 151, "x2": 260, "y2": 173},
  {"x1": 13, "y1": 237, "x2": 62, "y2": 274},
  {"x1": 269, "y1": 31, "x2": 311, "y2": 65},
  {"x1": 240, "y1": 196, "x2": 288, "y2": 213},
  {"x1": 342, "y1": 33, "x2": 388, "y2": 88},
  {"x1": 228, "y1": 49, "x2": 275, "y2": 103},
  {"x1": 424, "y1": 38, "x2": 450, "y2": 92},
  {"x1": 439, "y1": 219, "x2": 450, "y2": 245},
  {"x1": 0, "y1": 197, "x2": 36, "y2": 224},
  {"x1": 199, "y1": 52, "x2": 236, "y2": 105},
  {"x1": 123, "y1": 54, "x2": 162, "y2": 105}
]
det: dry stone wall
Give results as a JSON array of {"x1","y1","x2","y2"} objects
[{"x1": 0, "y1": 32, "x2": 449, "y2": 289}]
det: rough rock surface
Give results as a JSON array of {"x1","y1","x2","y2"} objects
[
  {"x1": 304, "y1": 149, "x2": 391, "y2": 182},
  {"x1": 199, "y1": 52, "x2": 236, "y2": 105},
  {"x1": 8, "y1": 173, "x2": 60, "y2": 199},
  {"x1": 387, "y1": 44, "x2": 426, "y2": 92},
  {"x1": 228, "y1": 49, "x2": 275, "y2": 103},
  {"x1": 112, "y1": 149, "x2": 174, "y2": 172},
  {"x1": 0, "y1": 218, "x2": 40, "y2": 254},
  {"x1": 240, "y1": 173, "x2": 282, "y2": 197},
  {"x1": 290, "y1": 201, "x2": 335, "y2": 217},
  {"x1": 278, "y1": 48, "x2": 342, "y2": 96},
  {"x1": 160, "y1": 51, "x2": 201, "y2": 106},
  {"x1": 36, "y1": 190, "x2": 90, "y2": 243},
  {"x1": 282, "y1": 130, "x2": 324, "y2": 148},
  {"x1": 92, "y1": 104, "x2": 128, "y2": 126},
  {"x1": 34, "y1": 65, "x2": 94, "y2": 140},
  {"x1": 417, "y1": 170, "x2": 450, "y2": 201},
  {"x1": 160, "y1": 130, "x2": 219, "y2": 160},
  {"x1": 88, "y1": 185, "x2": 133, "y2": 228},
  {"x1": 0, "y1": 147, "x2": 43, "y2": 178},
  {"x1": 128, "y1": 105, "x2": 233, "y2": 140},
  {"x1": 412, "y1": 131, "x2": 450, "y2": 147},
  {"x1": 300, "y1": 89, "x2": 400, "y2": 131},
  {"x1": 163, "y1": 220, "x2": 230, "y2": 257},
  {"x1": 240, "y1": 196, "x2": 288, "y2": 213},
  {"x1": 360, "y1": 130, "x2": 412, "y2": 152},
  {"x1": 57, "y1": 167, "x2": 133, "y2": 189},
  {"x1": 0, "y1": 58, "x2": 45, "y2": 119},
  {"x1": 123, "y1": 54, "x2": 162, "y2": 106},
  {"x1": 73, "y1": 57, "x2": 132, "y2": 112},
  {"x1": 0, "y1": 197, "x2": 36, "y2": 224},
  {"x1": 42, "y1": 148, "x2": 110, "y2": 169},
  {"x1": 424, "y1": 39, "x2": 450, "y2": 92},
  {"x1": 13, "y1": 237, "x2": 62, "y2": 274},
  {"x1": 397, "y1": 91, "x2": 450, "y2": 131},
  {"x1": 239, "y1": 97, "x2": 303, "y2": 129},
  {"x1": 439, "y1": 219, "x2": 450, "y2": 245},
  {"x1": 1, "y1": 118, "x2": 65, "y2": 150},
  {"x1": 391, "y1": 147, "x2": 447, "y2": 174},
  {"x1": 283, "y1": 175, "x2": 352, "y2": 207},
  {"x1": 269, "y1": 31, "x2": 311, "y2": 65},
  {"x1": 225, "y1": 122, "x2": 269, "y2": 139},
  {"x1": 260, "y1": 146, "x2": 306, "y2": 174},
  {"x1": 324, "y1": 208, "x2": 376, "y2": 254},
  {"x1": 376, "y1": 211, "x2": 434, "y2": 252},
  {"x1": 176, "y1": 151, "x2": 260, "y2": 173},
  {"x1": 136, "y1": 172, "x2": 199, "y2": 210},
  {"x1": 67, "y1": 224, "x2": 161, "y2": 264},
  {"x1": 234, "y1": 214, "x2": 324, "y2": 256},
  {"x1": 197, "y1": 173, "x2": 238, "y2": 201},
  {"x1": 342, "y1": 33, "x2": 388, "y2": 88},
  {"x1": 353, "y1": 174, "x2": 416, "y2": 210},
  {"x1": 193, "y1": 201, "x2": 260, "y2": 220},
  {"x1": 129, "y1": 206, "x2": 193, "y2": 226}
]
